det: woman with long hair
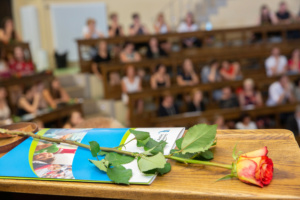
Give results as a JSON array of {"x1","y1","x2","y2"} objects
[{"x1": 0, "y1": 17, "x2": 21, "y2": 44}]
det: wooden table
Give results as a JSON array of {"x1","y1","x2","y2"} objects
[{"x1": 0, "y1": 129, "x2": 300, "y2": 199}]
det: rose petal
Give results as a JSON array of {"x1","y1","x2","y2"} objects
[
  {"x1": 241, "y1": 146, "x2": 268, "y2": 158},
  {"x1": 237, "y1": 159, "x2": 263, "y2": 187}
]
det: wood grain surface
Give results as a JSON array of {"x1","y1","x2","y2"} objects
[{"x1": 0, "y1": 129, "x2": 300, "y2": 199}]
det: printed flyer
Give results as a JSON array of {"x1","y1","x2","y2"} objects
[{"x1": 0, "y1": 127, "x2": 185, "y2": 185}]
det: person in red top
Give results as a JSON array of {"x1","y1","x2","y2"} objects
[
  {"x1": 288, "y1": 48, "x2": 300, "y2": 74},
  {"x1": 220, "y1": 60, "x2": 243, "y2": 81},
  {"x1": 9, "y1": 46, "x2": 34, "y2": 76}
]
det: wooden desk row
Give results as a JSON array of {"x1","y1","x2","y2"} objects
[
  {"x1": 77, "y1": 24, "x2": 300, "y2": 72},
  {"x1": 128, "y1": 74, "x2": 300, "y2": 127},
  {"x1": 99, "y1": 41, "x2": 300, "y2": 99}
]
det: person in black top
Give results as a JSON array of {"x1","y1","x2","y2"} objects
[
  {"x1": 129, "y1": 13, "x2": 149, "y2": 36},
  {"x1": 187, "y1": 89, "x2": 206, "y2": 112},
  {"x1": 17, "y1": 84, "x2": 41, "y2": 116},
  {"x1": 146, "y1": 37, "x2": 168, "y2": 59},
  {"x1": 177, "y1": 58, "x2": 199, "y2": 86},
  {"x1": 158, "y1": 93, "x2": 179, "y2": 117},
  {"x1": 219, "y1": 87, "x2": 239, "y2": 109},
  {"x1": 108, "y1": 13, "x2": 124, "y2": 37},
  {"x1": 286, "y1": 105, "x2": 300, "y2": 137},
  {"x1": 276, "y1": 1, "x2": 293, "y2": 24},
  {"x1": 91, "y1": 41, "x2": 111, "y2": 80},
  {"x1": 150, "y1": 64, "x2": 171, "y2": 89}
]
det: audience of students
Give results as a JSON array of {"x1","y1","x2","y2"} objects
[
  {"x1": 8, "y1": 46, "x2": 34, "y2": 76},
  {"x1": 154, "y1": 13, "x2": 170, "y2": 34},
  {"x1": 0, "y1": 17, "x2": 21, "y2": 44},
  {"x1": 63, "y1": 111, "x2": 84, "y2": 129},
  {"x1": 17, "y1": 84, "x2": 41, "y2": 116},
  {"x1": 258, "y1": 5, "x2": 278, "y2": 25},
  {"x1": 219, "y1": 87, "x2": 239, "y2": 109},
  {"x1": 235, "y1": 113, "x2": 257, "y2": 129},
  {"x1": 0, "y1": 87, "x2": 12, "y2": 126},
  {"x1": 82, "y1": 18, "x2": 104, "y2": 39},
  {"x1": 220, "y1": 60, "x2": 242, "y2": 81},
  {"x1": 285, "y1": 105, "x2": 300, "y2": 136},
  {"x1": 43, "y1": 79, "x2": 71, "y2": 109},
  {"x1": 129, "y1": 13, "x2": 149, "y2": 36},
  {"x1": 187, "y1": 89, "x2": 206, "y2": 112},
  {"x1": 267, "y1": 75, "x2": 295, "y2": 106},
  {"x1": 150, "y1": 64, "x2": 171, "y2": 89},
  {"x1": 119, "y1": 42, "x2": 141, "y2": 63},
  {"x1": 201, "y1": 59, "x2": 221, "y2": 83},
  {"x1": 288, "y1": 48, "x2": 300, "y2": 74},
  {"x1": 265, "y1": 47, "x2": 287, "y2": 77},
  {"x1": 238, "y1": 78, "x2": 263, "y2": 109},
  {"x1": 177, "y1": 58, "x2": 199, "y2": 86},
  {"x1": 108, "y1": 13, "x2": 124, "y2": 37},
  {"x1": 91, "y1": 41, "x2": 111, "y2": 79},
  {"x1": 146, "y1": 37, "x2": 167, "y2": 59},
  {"x1": 158, "y1": 93, "x2": 179, "y2": 117}
]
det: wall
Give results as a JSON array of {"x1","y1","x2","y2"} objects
[{"x1": 11, "y1": 0, "x2": 300, "y2": 68}]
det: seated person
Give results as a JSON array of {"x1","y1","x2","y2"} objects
[
  {"x1": 150, "y1": 64, "x2": 171, "y2": 89},
  {"x1": 213, "y1": 115, "x2": 228, "y2": 129},
  {"x1": 158, "y1": 93, "x2": 179, "y2": 117},
  {"x1": 154, "y1": 13, "x2": 171, "y2": 34},
  {"x1": 63, "y1": 111, "x2": 84, "y2": 129},
  {"x1": 187, "y1": 89, "x2": 205, "y2": 112},
  {"x1": 267, "y1": 75, "x2": 295, "y2": 106},
  {"x1": 0, "y1": 47, "x2": 10, "y2": 78},
  {"x1": 219, "y1": 87, "x2": 239, "y2": 109},
  {"x1": 285, "y1": 105, "x2": 300, "y2": 136},
  {"x1": 294, "y1": 78, "x2": 300, "y2": 101},
  {"x1": 9, "y1": 46, "x2": 35, "y2": 76},
  {"x1": 258, "y1": 5, "x2": 278, "y2": 25},
  {"x1": 276, "y1": 1, "x2": 293, "y2": 24},
  {"x1": 91, "y1": 40, "x2": 111, "y2": 79},
  {"x1": 288, "y1": 49, "x2": 300, "y2": 74},
  {"x1": 82, "y1": 18, "x2": 104, "y2": 39},
  {"x1": 43, "y1": 79, "x2": 71, "y2": 109},
  {"x1": 238, "y1": 78, "x2": 263, "y2": 109},
  {"x1": 146, "y1": 37, "x2": 167, "y2": 59},
  {"x1": 0, "y1": 17, "x2": 21, "y2": 44},
  {"x1": 119, "y1": 42, "x2": 141, "y2": 63},
  {"x1": 265, "y1": 47, "x2": 287, "y2": 77},
  {"x1": 177, "y1": 12, "x2": 200, "y2": 47},
  {"x1": 0, "y1": 87, "x2": 12, "y2": 126},
  {"x1": 17, "y1": 84, "x2": 41, "y2": 116},
  {"x1": 177, "y1": 58, "x2": 199, "y2": 86},
  {"x1": 129, "y1": 13, "x2": 149, "y2": 36},
  {"x1": 235, "y1": 114, "x2": 257, "y2": 129},
  {"x1": 220, "y1": 60, "x2": 242, "y2": 81},
  {"x1": 201, "y1": 59, "x2": 221, "y2": 83},
  {"x1": 108, "y1": 13, "x2": 124, "y2": 37}
]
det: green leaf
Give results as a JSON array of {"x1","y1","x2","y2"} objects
[
  {"x1": 129, "y1": 129, "x2": 150, "y2": 140},
  {"x1": 89, "y1": 159, "x2": 109, "y2": 172},
  {"x1": 144, "y1": 139, "x2": 167, "y2": 155},
  {"x1": 98, "y1": 151, "x2": 108, "y2": 156},
  {"x1": 105, "y1": 152, "x2": 135, "y2": 165},
  {"x1": 198, "y1": 150, "x2": 214, "y2": 160},
  {"x1": 143, "y1": 162, "x2": 172, "y2": 175},
  {"x1": 137, "y1": 137, "x2": 150, "y2": 147},
  {"x1": 89, "y1": 141, "x2": 100, "y2": 157},
  {"x1": 175, "y1": 137, "x2": 183, "y2": 149},
  {"x1": 181, "y1": 124, "x2": 217, "y2": 154},
  {"x1": 138, "y1": 152, "x2": 166, "y2": 172},
  {"x1": 169, "y1": 149, "x2": 197, "y2": 159},
  {"x1": 35, "y1": 144, "x2": 59, "y2": 154},
  {"x1": 107, "y1": 165, "x2": 132, "y2": 185},
  {"x1": 216, "y1": 174, "x2": 235, "y2": 182}
]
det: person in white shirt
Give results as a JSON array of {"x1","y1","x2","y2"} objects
[
  {"x1": 265, "y1": 47, "x2": 287, "y2": 77},
  {"x1": 236, "y1": 114, "x2": 257, "y2": 129},
  {"x1": 154, "y1": 13, "x2": 170, "y2": 34},
  {"x1": 267, "y1": 75, "x2": 295, "y2": 106},
  {"x1": 177, "y1": 12, "x2": 200, "y2": 47},
  {"x1": 82, "y1": 18, "x2": 104, "y2": 39}
]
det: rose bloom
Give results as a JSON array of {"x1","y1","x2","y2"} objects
[{"x1": 236, "y1": 146, "x2": 273, "y2": 187}]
